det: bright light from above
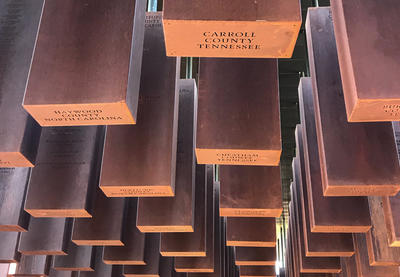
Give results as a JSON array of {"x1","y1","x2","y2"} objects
[
  {"x1": 275, "y1": 260, "x2": 282, "y2": 275},
  {"x1": 8, "y1": 263, "x2": 16, "y2": 275}
]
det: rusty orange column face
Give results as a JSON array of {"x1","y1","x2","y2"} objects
[{"x1": 163, "y1": 0, "x2": 301, "y2": 58}]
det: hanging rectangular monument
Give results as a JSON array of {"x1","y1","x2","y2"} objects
[
  {"x1": 160, "y1": 164, "x2": 208, "y2": 256},
  {"x1": 196, "y1": 58, "x2": 281, "y2": 166},
  {"x1": 23, "y1": 0, "x2": 146, "y2": 126},
  {"x1": 0, "y1": 0, "x2": 42, "y2": 167},
  {"x1": 123, "y1": 234, "x2": 161, "y2": 276},
  {"x1": 235, "y1": 247, "x2": 276, "y2": 266},
  {"x1": 99, "y1": 12, "x2": 180, "y2": 197},
  {"x1": 79, "y1": 247, "x2": 112, "y2": 277},
  {"x1": 137, "y1": 75, "x2": 197, "y2": 233},
  {"x1": 53, "y1": 243, "x2": 94, "y2": 271},
  {"x1": 330, "y1": 0, "x2": 400, "y2": 122},
  {"x1": 162, "y1": 0, "x2": 301, "y2": 58},
  {"x1": 72, "y1": 189, "x2": 126, "y2": 246},
  {"x1": 220, "y1": 165, "x2": 282, "y2": 217},
  {"x1": 306, "y1": 7, "x2": 400, "y2": 196},
  {"x1": 298, "y1": 77, "x2": 371, "y2": 233},
  {"x1": 25, "y1": 126, "x2": 105, "y2": 218},
  {"x1": 103, "y1": 198, "x2": 145, "y2": 265},
  {"x1": 11, "y1": 255, "x2": 52, "y2": 276},
  {"x1": 19, "y1": 218, "x2": 72, "y2": 255},
  {"x1": 0, "y1": 168, "x2": 30, "y2": 231},
  {"x1": 226, "y1": 218, "x2": 276, "y2": 247}
]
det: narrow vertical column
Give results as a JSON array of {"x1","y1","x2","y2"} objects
[
  {"x1": 72, "y1": 189, "x2": 126, "y2": 246},
  {"x1": 0, "y1": 0, "x2": 42, "y2": 167},
  {"x1": 19, "y1": 218, "x2": 72, "y2": 255},
  {"x1": 0, "y1": 168, "x2": 30, "y2": 231},
  {"x1": 137, "y1": 78, "x2": 197, "y2": 233},
  {"x1": 25, "y1": 126, "x2": 105, "y2": 218},
  {"x1": 100, "y1": 12, "x2": 181, "y2": 197},
  {"x1": 103, "y1": 198, "x2": 145, "y2": 265}
]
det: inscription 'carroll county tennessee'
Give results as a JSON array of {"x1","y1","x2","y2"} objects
[{"x1": 198, "y1": 31, "x2": 261, "y2": 50}]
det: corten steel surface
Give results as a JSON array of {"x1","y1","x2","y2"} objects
[
  {"x1": 291, "y1": 180, "x2": 341, "y2": 274},
  {"x1": 162, "y1": 0, "x2": 301, "y2": 58},
  {"x1": 99, "y1": 13, "x2": 180, "y2": 197},
  {"x1": 72, "y1": 189, "x2": 126, "y2": 246},
  {"x1": 11, "y1": 255, "x2": 52, "y2": 276},
  {"x1": 298, "y1": 77, "x2": 371, "y2": 233},
  {"x1": 161, "y1": 164, "x2": 207, "y2": 256},
  {"x1": 79, "y1": 247, "x2": 112, "y2": 277},
  {"x1": 226, "y1": 218, "x2": 276, "y2": 247},
  {"x1": 0, "y1": 0, "x2": 42, "y2": 168},
  {"x1": 159, "y1": 257, "x2": 174, "y2": 277},
  {"x1": 306, "y1": 7, "x2": 400, "y2": 197},
  {"x1": 123, "y1": 234, "x2": 161, "y2": 277},
  {"x1": 103, "y1": 198, "x2": 145, "y2": 265},
  {"x1": 0, "y1": 232, "x2": 20, "y2": 263},
  {"x1": 188, "y1": 197, "x2": 222, "y2": 277},
  {"x1": 0, "y1": 168, "x2": 30, "y2": 231},
  {"x1": 19, "y1": 218, "x2": 72, "y2": 256},
  {"x1": 353, "y1": 234, "x2": 400, "y2": 277},
  {"x1": 174, "y1": 177, "x2": 215, "y2": 273},
  {"x1": 340, "y1": 256, "x2": 358, "y2": 277},
  {"x1": 188, "y1": 209, "x2": 224, "y2": 277},
  {"x1": 49, "y1": 269, "x2": 79, "y2": 277},
  {"x1": 196, "y1": 58, "x2": 281, "y2": 166},
  {"x1": 137, "y1": 77, "x2": 197, "y2": 233},
  {"x1": 292, "y1": 129, "x2": 355, "y2": 257},
  {"x1": 25, "y1": 126, "x2": 105, "y2": 218},
  {"x1": 393, "y1": 122, "x2": 400, "y2": 163},
  {"x1": 366, "y1": 196, "x2": 400, "y2": 266},
  {"x1": 239, "y1": 266, "x2": 276, "y2": 277},
  {"x1": 23, "y1": 0, "x2": 146, "y2": 126},
  {"x1": 382, "y1": 192, "x2": 400, "y2": 247},
  {"x1": 220, "y1": 165, "x2": 282, "y2": 217},
  {"x1": 54, "y1": 242, "x2": 94, "y2": 271},
  {"x1": 235, "y1": 247, "x2": 276, "y2": 266},
  {"x1": 330, "y1": 0, "x2": 400, "y2": 122}
]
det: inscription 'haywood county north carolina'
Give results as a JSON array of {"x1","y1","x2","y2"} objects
[
  {"x1": 198, "y1": 31, "x2": 261, "y2": 50},
  {"x1": 43, "y1": 110, "x2": 123, "y2": 122}
]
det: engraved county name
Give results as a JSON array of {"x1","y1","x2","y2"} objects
[{"x1": 198, "y1": 32, "x2": 261, "y2": 50}]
